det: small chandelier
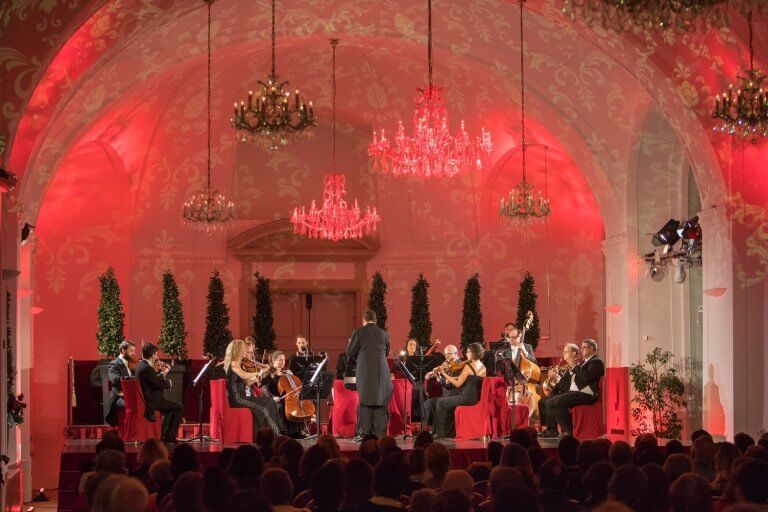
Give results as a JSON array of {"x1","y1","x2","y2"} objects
[
  {"x1": 500, "y1": 0, "x2": 551, "y2": 225},
  {"x1": 712, "y1": 8, "x2": 768, "y2": 142},
  {"x1": 291, "y1": 39, "x2": 379, "y2": 242},
  {"x1": 231, "y1": 0, "x2": 316, "y2": 150},
  {"x1": 561, "y1": 0, "x2": 730, "y2": 34},
  {"x1": 368, "y1": 0, "x2": 492, "y2": 178},
  {"x1": 183, "y1": 0, "x2": 235, "y2": 233}
]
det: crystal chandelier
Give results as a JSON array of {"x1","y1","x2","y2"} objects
[
  {"x1": 182, "y1": 0, "x2": 235, "y2": 233},
  {"x1": 561, "y1": 0, "x2": 730, "y2": 34},
  {"x1": 230, "y1": 0, "x2": 316, "y2": 150},
  {"x1": 712, "y1": 8, "x2": 768, "y2": 142},
  {"x1": 291, "y1": 39, "x2": 379, "y2": 242},
  {"x1": 500, "y1": 0, "x2": 551, "y2": 225},
  {"x1": 368, "y1": 0, "x2": 492, "y2": 178}
]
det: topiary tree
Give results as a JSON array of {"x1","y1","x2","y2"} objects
[
  {"x1": 158, "y1": 270, "x2": 188, "y2": 360},
  {"x1": 630, "y1": 347, "x2": 686, "y2": 439},
  {"x1": 460, "y1": 273, "x2": 484, "y2": 350},
  {"x1": 515, "y1": 271, "x2": 541, "y2": 349},
  {"x1": 253, "y1": 272, "x2": 276, "y2": 352},
  {"x1": 203, "y1": 270, "x2": 232, "y2": 359},
  {"x1": 367, "y1": 271, "x2": 388, "y2": 330},
  {"x1": 408, "y1": 273, "x2": 432, "y2": 349},
  {"x1": 96, "y1": 267, "x2": 125, "y2": 358}
]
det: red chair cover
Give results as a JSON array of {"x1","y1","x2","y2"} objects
[
  {"x1": 387, "y1": 379, "x2": 412, "y2": 436},
  {"x1": 209, "y1": 379, "x2": 253, "y2": 443},
  {"x1": 489, "y1": 377, "x2": 530, "y2": 437},
  {"x1": 330, "y1": 379, "x2": 413, "y2": 437},
  {"x1": 455, "y1": 378, "x2": 493, "y2": 439},
  {"x1": 573, "y1": 382, "x2": 604, "y2": 439},
  {"x1": 119, "y1": 379, "x2": 161, "y2": 442}
]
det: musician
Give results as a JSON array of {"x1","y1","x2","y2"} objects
[
  {"x1": 424, "y1": 343, "x2": 486, "y2": 439},
  {"x1": 105, "y1": 340, "x2": 135, "y2": 426},
  {"x1": 261, "y1": 350, "x2": 305, "y2": 438},
  {"x1": 498, "y1": 325, "x2": 537, "y2": 366},
  {"x1": 405, "y1": 338, "x2": 419, "y2": 356},
  {"x1": 346, "y1": 309, "x2": 392, "y2": 440},
  {"x1": 135, "y1": 343, "x2": 183, "y2": 443},
  {"x1": 223, "y1": 339, "x2": 283, "y2": 437},
  {"x1": 295, "y1": 335, "x2": 309, "y2": 356},
  {"x1": 538, "y1": 339, "x2": 605, "y2": 438},
  {"x1": 289, "y1": 335, "x2": 314, "y2": 379},
  {"x1": 425, "y1": 344, "x2": 461, "y2": 396}
]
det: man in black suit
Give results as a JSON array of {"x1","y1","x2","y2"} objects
[
  {"x1": 498, "y1": 325, "x2": 537, "y2": 366},
  {"x1": 135, "y1": 342, "x2": 183, "y2": 443},
  {"x1": 104, "y1": 340, "x2": 135, "y2": 426},
  {"x1": 538, "y1": 339, "x2": 605, "y2": 438},
  {"x1": 346, "y1": 309, "x2": 392, "y2": 440}
]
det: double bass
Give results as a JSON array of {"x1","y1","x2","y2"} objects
[{"x1": 505, "y1": 311, "x2": 542, "y2": 415}]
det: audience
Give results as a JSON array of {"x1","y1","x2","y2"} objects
[{"x1": 71, "y1": 425, "x2": 768, "y2": 512}]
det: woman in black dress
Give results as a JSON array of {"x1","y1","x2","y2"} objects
[
  {"x1": 223, "y1": 339, "x2": 283, "y2": 437},
  {"x1": 260, "y1": 350, "x2": 306, "y2": 438},
  {"x1": 430, "y1": 342, "x2": 486, "y2": 439}
]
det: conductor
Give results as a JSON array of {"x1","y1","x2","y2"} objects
[{"x1": 346, "y1": 309, "x2": 392, "y2": 441}]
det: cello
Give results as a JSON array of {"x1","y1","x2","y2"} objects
[{"x1": 276, "y1": 370, "x2": 316, "y2": 422}]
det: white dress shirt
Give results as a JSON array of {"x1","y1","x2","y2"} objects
[
  {"x1": 119, "y1": 355, "x2": 132, "y2": 377},
  {"x1": 569, "y1": 354, "x2": 595, "y2": 395}
]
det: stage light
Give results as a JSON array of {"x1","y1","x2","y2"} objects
[
  {"x1": 677, "y1": 216, "x2": 701, "y2": 241},
  {"x1": 398, "y1": 350, "x2": 407, "y2": 361},
  {"x1": 652, "y1": 219, "x2": 681, "y2": 247},
  {"x1": 21, "y1": 223, "x2": 35, "y2": 245}
]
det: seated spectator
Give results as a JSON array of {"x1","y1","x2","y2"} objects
[
  {"x1": 360, "y1": 439, "x2": 382, "y2": 468},
  {"x1": 278, "y1": 438, "x2": 304, "y2": 485},
  {"x1": 364, "y1": 455, "x2": 409, "y2": 511},
  {"x1": 733, "y1": 434, "x2": 755, "y2": 455},
  {"x1": 79, "y1": 449, "x2": 126, "y2": 494},
  {"x1": 148, "y1": 459, "x2": 172, "y2": 501},
  {"x1": 435, "y1": 488, "x2": 471, "y2": 512},
  {"x1": 318, "y1": 434, "x2": 343, "y2": 459},
  {"x1": 669, "y1": 473, "x2": 713, "y2": 512},
  {"x1": 639, "y1": 463, "x2": 669, "y2": 512},
  {"x1": 414, "y1": 430, "x2": 434, "y2": 450},
  {"x1": 692, "y1": 435, "x2": 717, "y2": 483},
  {"x1": 130, "y1": 437, "x2": 168, "y2": 489},
  {"x1": 441, "y1": 470, "x2": 474, "y2": 500},
  {"x1": 262, "y1": 467, "x2": 301, "y2": 512},
  {"x1": 665, "y1": 440, "x2": 685, "y2": 456},
  {"x1": 227, "y1": 444, "x2": 264, "y2": 490},
  {"x1": 91, "y1": 474, "x2": 150, "y2": 512},
  {"x1": 691, "y1": 430, "x2": 713, "y2": 442},
  {"x1": 743, "y1": 445, "x2": 768, "y2": 461},
  {"x1": 227, "y1": 489, "x2": 273, "y2": 512},
  {"x1": 424, "y1": 442, "x2": 450, "y2": 489},
  {"x1": 527, "y1": 446, "x2": 548, "y2": 475},
  {"x1": 558, "y1": 435, "x2": 580, "y2": 467},
  {"x1": 712, "y1": 442, "x2": 741, "y2": 495},
  {"x1": 608, "y1": 464, "x2": 647, "y2": 510},
  {"x1": 173, "y1": 471, "x2": 205, "y2": 512},
  {"x1": 492, "y1": 484, "x2": 539, "y2": 512},
  {"x1": 500, "y1": 443, "x2": 534, "y2": 488},
  {"x1": 378, "y1": 435, "x2": 398, "y2": 453},
  {"x1": 582, "y1": 461, "x2": 614, "y2": 509},
  {"x1": 537, "y1": 458, "x2": 581, "y2": 512},
  {"x1": 578, "y1": 440, "x2": 607, "y2": 472},
  {"x1": 202, "y1": 467, "x2": 236, "y2": 512},
  {"x1": 664, "y1": 453, "x2": 693, "y2": 484},
  {"x1": 408, "y1": 449, "x2": 427, "y2": 484},
  {"x1": 467, "y1": 460, "x2": 491, "y2": 483},
  {"x1": 256, "y1": 427, "x2": 276, "y2": 461},
  {"x1": 171, "y1": 443, "x2": 201, "y2": 478},
  {"x1": 608, "y1": 441, "x2": 633, "y2": 467},
  {"x1": 489, "y1": 467, "x2": 526, "y2": 502},
  {"x1": 731, "y1": 458, "x2": 768, "y2": 506},
  {"x1": 635, "y1": 434, "x2": 664, "y2": 466},
  {"x1": 218, "y1": 447, "x2": 236, "y2": 470},
  {"x1": 509, "y1": 428, "x2": 534, "y2": 449},
  {"x1": 486, "y1": 440, "x2": 503, "y2": 468},
  {"x1": 312, "y1": 460, "x2": 345, "y2": 512},
  {"x1": 409, "y1": 488, "x2": 437, "y2": 512},
  {"x1": 342, "y1": 458, "x2": 374, "y2": 512},
  {"x1": 595, "y1": 438, "x2": 612, "y2": 460},
  {"x1": 297, "y1": 444, "x2": 330, "y2": 494}
]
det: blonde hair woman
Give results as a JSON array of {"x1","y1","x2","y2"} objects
[{"x1": 223, "y1": 339, "x2": 283, "y2": 436}]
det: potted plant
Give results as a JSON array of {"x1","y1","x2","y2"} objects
[
  {"x1": 629, "y1": 347, "x2": 686, "y2": 439},
  {"x1": 158, "y1": 270, "x2": 188, "y2": 406},
  {"x1": 92, "y1": 267, "x2": 126, "y2": 423}
]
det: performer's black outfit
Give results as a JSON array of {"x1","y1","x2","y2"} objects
[
  {"x1": 427, "y1": 365, "x2": 483, "y2": 438},
  {"x1": 260, "y1": 373, "x2": 303, "y2": 437},
  {"x1": 135, "y1": 360, "x2": 183, "y2": 442},
  {"x1": 226, "y1": 369, "x2": 283, "y2": 437},
  {"x1": 346, "y1": 322, "x2": 392, "y2": 437},
  {"x1": 538, "y1": 355, "x2": 605, "y2": 435},
  {"x1": 495, "y1": 343, "x2": 536, "y2": 375},
  {"x1": 104, "y1": 356, "x2": 130, "y2": 426},
  {"x1": 420, "y1": 360, "x2": 461, "y2": 426}
]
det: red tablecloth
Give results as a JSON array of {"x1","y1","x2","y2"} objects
[{"x1": 330, "y1": 379, "x2": 412, "y2": 437}]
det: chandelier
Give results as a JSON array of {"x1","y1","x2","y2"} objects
[
  {"x1": 182, "y1": 0, "x2": 235, "y2": 233},
  {"x1": 230, "y1": 0, "x2": 315, "y2": 150},
  {"x1": 712, "y1": 8, "x2": 768, "y2": 142},
  {"x1": 500, "y1": 0, "x2": 551, "y2": 225},
  {"x1": 291, "y1": 39, "x2": 380, "y2": 242},
  {"x1": 368, "y1": 0, "x2": 492, "y2": 178},
  {"x1": 561, "y1": 0, "x2": 730, "y2": 34}
]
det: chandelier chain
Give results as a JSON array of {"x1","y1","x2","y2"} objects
[
  {"x1": 207, "y1": 0, "x2": 212, "y2": 191},
  {"x1": 748, "y1": 8, "x2": 754, "y2": 71},
  {"x1": 332, "y1": 38, "x2": 338, "y2": 173},
  {"x1": 271, "y1": 0, "x2": 276, "y2": 77},
  {"x1": 427, "y1": 0, "x2": 433, "y2": 87},
  {"x1": 519, "y1": 0, "x2": 526, "y2": 185}
]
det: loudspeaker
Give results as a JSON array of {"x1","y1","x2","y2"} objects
[{"x1": 305, "y1": 294, "x2": 313, "y2": 309}]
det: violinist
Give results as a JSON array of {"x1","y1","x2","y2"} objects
[
  {"x1": 104, "y1": 340, "x2": 135, "y2": 426},
  {"x1": 223, "y1": 339, "x2": 283, "y2": 437},
  {"x1": 422, "y1": 343, "x2": 486, "y2": 439},
  {"x1": 261, "y1": 350, "x2": 306, "y2": 438},
  {"x1": 136, "y1": 343, "x2": 184, "y2": 443},
  {"x1": 425, "y1": 344, "x2": 462, "y2": 396}
]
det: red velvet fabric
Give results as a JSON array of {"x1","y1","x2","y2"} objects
[
  {"x1": 489, "y1": 377, "x2": 529, "y2": 437},
  {"x1": 330, "y1": 379, "x2": 412, "y2": 437},
  {"x1": 209, "y1": 379, "x2": 253, "y2": 443},
  {"x1": 573, "y1": 382, "x2": 604, "y2": 439},
  {"x1": 455, "y1": 378, "x2": 493, "y2": 440},
  {"x1": 119, "y1": 379, "x2": 161, "y2": 442}
]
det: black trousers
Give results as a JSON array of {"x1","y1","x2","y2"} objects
[
  {"x1": 151, "y1": 399, "x2": 184, "y2": 440},
  {"x1": 357, "y1": 403, "x2": 390, "y2": 437},
  {"x1": 539, "y1": 392, "x2": 596, "y2": 433}
]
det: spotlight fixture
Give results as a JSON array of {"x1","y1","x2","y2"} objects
[
  {"x1": 0, "y1": 165, "x2": 17, "y2": 193},
  {"x1": 643, "y1": 216, "x2": 702, "y2": 283},
  {"x1": 652, "y1": 219, "x2": 681, "y2": 247},
  {"x1": 21, "y1": 223, "x2": 35, "y2": 244}
]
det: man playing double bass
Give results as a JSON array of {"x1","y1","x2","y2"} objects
[{"x1": 496, "y1": 325, "x2": 537, "y2": 374}]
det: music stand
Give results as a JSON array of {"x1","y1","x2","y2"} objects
[
  {"x1": 299, "y1": 358, "x2": 334, "y2": 441},
  {"x1": 489, "y1": 341, "x2": 508, "y2": 354},
  {"x1": 405, "y1": 354, "x2": 443, "y2": 429},
  {"x1": 289, "y1": 354, "x2": 322, "y2": 381},
  {"x1": 496, "y1": 354, "x2": 528, "y2": 438},
  {"x1": 183, "y1": 358, "x2": 217, "y2": 443},
  {"x1": 393, "y1": 358, "x2": 416, "y2": 439}
]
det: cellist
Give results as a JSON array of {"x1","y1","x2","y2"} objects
[{"x1": 261, "y1": 350, "x2": 308, "y2": 438}]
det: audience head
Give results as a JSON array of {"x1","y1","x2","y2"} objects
[
  {"x1": 435, "y1": 488, "x2": 472, "y2": 512},
  {"x1": 414, "y1": 430, "x2": 434, "y2": 449},
  {"x1": 527, "y1": 447, "x2": 547, "y2": 475},
  {"x1": 226, "y1": 489, "x2": 272, "y2": 512},
  {"x1": 218, "y1": 448, "x2": 236, "y2": 470},
  {"x1": 299, "y1": 443, "x2": 330, "y2": 482},
  {"x1": 635, "y1": 433, "x2": 663, "y2": 466},
  {"x1": 312, "y1": 460, "x2": 345, "y2": 512},
  {"x1": 95, "y1": 449, "x2": 126, "y2": 474},
  {"x1": 137, "y1": 437, "x2": 168, "y2": 468},
  {"x1": 374, "y1": 453, "x2": 409, "y2": 499},
  {"x1": 425, "y1": 442, "x2": 450, "y2": 481},
  {"x1": 96, "y1": 434, "x2": 126, "y2": 454},
  {"x1": 489, "y1": 466, "x2": 526, "y2": 501},
  {"x1": 486, "y1": 440, "x2": 503, "y2": 467},
  {"x1": 278, "y1": 438, "x2": 304, "y2": 469},
  {"x1": 92, "y1": 475, "x2": 149, "y2": 512},
  {"x1": 261, "y1": 467, "x2": 294, "y2": 506},
  {"x1": 171, "y1": 443, "x2": 200, "y2": 479},
  {"x1": 608, "y1": 463, "x2": 647, "y2": 509},
  {"x1": 744, "y1": 445, "x2": 768, "y2": 461},
  {"x1": 732, "y1": 458, "x2": 768, "y2": 504},
  {"x1": 665, "y1": 439, "x2": 685, "y2": 456},
  {"x1": 255, "y1": 427, "x2": 275, "y2": 450},
  {"x1": 359, "y1": 438, "x2": 381, "y2": 467},
  {"x1": 318, "y1": 433, "x2": 343, "y2": 459},
  {"x1": 173, "y1": 471, "x2": 205, "y2": 512},
  {"x1": 467, "y1": 461, "x2": 490, "y2": 482},
  {"x1": 409, "y1": 448, "x2": 426, "y2": 477},
  {"x1": 582, "y1": 461, "x2": 615, "y2": 505},
  {"x1": 734, "y1": 432, "x2": 756, "y2": 454},
  {"x1": 669, "y1": 473, "x2": 713, "y2": 512},
  {"x1": 578, "y1": 439, "x2": 607, "y2": 473},
  {"x1": 509, "y1": 428, "x2": 534, "y2": 449},
  {"x1": 609, "y1": 441, "x2": 633, "y2": 467},
  {"x1": 378, "y1": 435, "x2": 398, "y2": 453},
  {"x1": 344, "y1": 458, "x2": 374, "y2": 505},
  {"x1": 442, "y1": 469, "x2": 474, "y2": 499},
  {"x1": 202, "y1": 467, "x2": 235, "y2": 512},
  {"x1": 227, "y1": 444, "x2": 263, "y2": 489},
  {"x1": 664, "y1": 453, "x2": 693, "y2": 484},
  {"x1": 640, "y1": 463, "x2": 669, "y2": 512},
  {"x1": 148, "y1": 459, "x2": 172, "y2": 488},
  {"x1": 692, "y1": 435, "x2": 716, "y2": 465},
  {"x1": 409, "y1": 488, "x2": 438, "y2": 512},
  {"x1": 493, "y1": 484, "x2": 539, "y2": 512},
  {"x1": 690, "y1": 429, "x2": 713, "y2": 443},
  {"x1": 501, "y1": 442, "x2": 533, "y2": 476},
  {"x1": 538, "y1": 458, "x2": 568, "y2": 494},
  {"x1": 715, "y1": 442, "x2": 741, "y2": 475},
  {"x1": 557, "y1": 435, "x2": 580, "y2": 466}
]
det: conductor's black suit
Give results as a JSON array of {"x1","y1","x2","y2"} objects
[{"x1": 346, "y1": 321, "x2": 392, "y2": 437}]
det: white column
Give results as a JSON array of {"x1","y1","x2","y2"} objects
[
  {"x1": 17, "y1": 236, "x2": 35, "y2": 502},
  {"x1": 602, "y1": 233, "x2": 637, "y2": 367}
]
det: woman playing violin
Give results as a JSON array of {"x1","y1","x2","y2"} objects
[
  {"x1": 223, "y1": 339, "x2": 284, "y2": 437},
  {"x1": 260, "y1": 351, "x2": 306, "y2": 438}
]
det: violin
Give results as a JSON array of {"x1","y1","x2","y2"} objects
[
  {"x1": 154, "y1": 358, "x2": 172, "y2": 373},
  {"x1": 436, "y1": 360, "x2": 471, "y2": 377}
]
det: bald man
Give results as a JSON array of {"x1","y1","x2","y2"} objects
[{"x1": 422, "y1": 344, "x2": 463, "y2": 425}]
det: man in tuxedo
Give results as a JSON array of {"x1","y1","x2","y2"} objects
[
  {"x1": 104, "y1": 340, "x2": 135, "y2": 426},
  {"x1": 498, "y1": 325, "x2": 537, "y2": 365},
  {"x1": 346, "y1": 309, "x2": 392, "y2": 440},
  {"x1": 538, "y1": 339, "x2": 605, "y2": 438},
  {"x1": 425, "y1": 344, "x2": 462, "y2": 396},
  {"x1": 135, "y1": 342, "x2": 183, "y2": 443}
]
